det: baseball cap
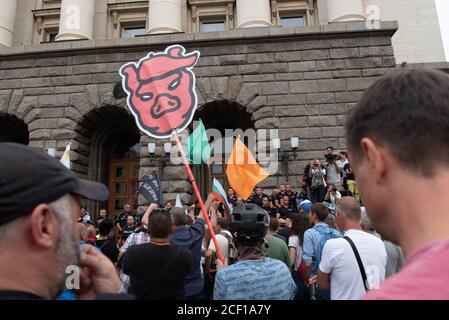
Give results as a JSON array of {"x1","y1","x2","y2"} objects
[
  {"x1": 0, "y1": 143, "x2": 109, "y2": 226},
  {"x1": 299, "y1": 199, "x2": 312, "y2": 213}
]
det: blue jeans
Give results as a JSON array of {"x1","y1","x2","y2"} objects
[
  {"x1": 291, "y1": 272, "x2": 310, "y2": 300},
  {"x1": 315, "y1": 287, "x2": 330, "y2": 300},
  {"x1": 311, "y1": 185, "x2": 325, "y2": 203}
]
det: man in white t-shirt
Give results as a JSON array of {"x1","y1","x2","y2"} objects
[
  {"x1": 207, "y1": 218, "x2": 233, "y2": 260},
  {"x1": 311, "y1": 197, "x2": 387, "y2": 300}
]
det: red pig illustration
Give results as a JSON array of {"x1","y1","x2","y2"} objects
[{"x1": 119, "y1": 45, "x2": 200, "y2": 138}]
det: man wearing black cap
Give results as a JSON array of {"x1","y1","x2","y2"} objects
[{"x1": 0, "y1": 142, "x2": 122, "y2": 300}]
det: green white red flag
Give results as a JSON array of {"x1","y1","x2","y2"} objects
[{"x1": 212, "y1": 178, "x2": 233, "y2": 221}]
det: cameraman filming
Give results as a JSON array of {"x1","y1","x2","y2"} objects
[{"x1": 324, "y1": 147, "x2": 341, "y2": 190}]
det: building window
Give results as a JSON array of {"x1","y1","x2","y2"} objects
[
  {"x1": 121, "y1": 25, "x2": 146, "y2": 38},
  {"x1": 189, "y1": 0, "x2": 235, "y2": 33},
  {"x1": 108, "y1": 1, "x2": 149, "y2": 39},
  {"x1": 280, "y1": 15, "x2": 305, "y2": 27},
  {"x1": 200, "y1": 20, "x2": 226, "y2": 32},
  {"x1": 32, "y1": 8, "x2": 60, "y2": 44},
  {"x1": 45, "y1": 29, "x2": 59, "y2": 42},
  {"x1": 271, "y1": 0, "x2": 316, "y2": 27}
]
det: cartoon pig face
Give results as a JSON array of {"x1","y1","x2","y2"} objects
[{"x1": 119, "y1": 45, "x2": 200, "y2": 139}]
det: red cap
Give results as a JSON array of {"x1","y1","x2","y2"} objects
[{"x1": 138, "y1": 46, "x2": 199, "y2": 81}]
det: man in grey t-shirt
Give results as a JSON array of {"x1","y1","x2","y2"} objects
[
  {"x1": 384, "y1": 240, "x2": 405, "y2": 278},
  {"x1": 324, "y1": 147, "x2": 341, "y2": 187}
]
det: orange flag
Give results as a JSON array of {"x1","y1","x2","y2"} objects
[{"x1": 226, "y1": 137, "x2": 270, "y2": 200}]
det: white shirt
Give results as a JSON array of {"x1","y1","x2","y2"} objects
[
  {"x1": 337, "y1": 159, "x2": 348, "y2": 178},
  {"x1": 328, "y1": 191, "x2": 342, "y2": 211},
  {"x1": 209, "y1": 230, "x2": 232, "y2": 260},
  {"x1": 288, "y1": 235, "x2": 303, "y2": 271},
  {"x1": 319, "y1": 229, "x2": 387, "y2": 300}
]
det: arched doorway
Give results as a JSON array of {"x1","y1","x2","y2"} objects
[
  {"x1": 193, "y1": 100, "x2": 253, "y2": 196},
  {"x1": 0, "y1": 113, "x2": 29, "y2": 145},
  {"x1": 75, "y1": 106, "x2": 141, "y2": 217}
]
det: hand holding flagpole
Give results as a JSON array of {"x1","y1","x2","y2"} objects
[{"x1": 173, "y1": 133, "x2": 225, "y2": 263}]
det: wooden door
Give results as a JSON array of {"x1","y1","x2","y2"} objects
[{"x1": 108, "y1": 159, "x2": 140, "y2": 216}]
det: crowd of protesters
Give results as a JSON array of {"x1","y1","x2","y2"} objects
[
  {"x1": 1, "y1": 69, "x2": 449, "y2": 300},
  {"x1": 73, "y1": 166, "x2": 399, "y2": 300}
]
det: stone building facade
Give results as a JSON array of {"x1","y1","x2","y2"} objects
[{"x1": 0, "y1": 16, "x2": 398, "y2": 214}]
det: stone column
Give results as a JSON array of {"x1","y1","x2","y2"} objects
[
  {"x1": 236, "y1": 0, "x2": 272, "y2": 28},
  {"x1": 326, "y1": 0, "x2": 365, "y2": 22},
  {"x1": 0, "y1": 0, "x2": 17, "y2": 47},
  {"x1": 56, "y1": 0, "x2": 95, "y2": 41},
  {"x1": 147, "y1": 0, "x2": 183, "y2": 34}
]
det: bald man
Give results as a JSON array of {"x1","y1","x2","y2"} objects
[{"x1": 311, "y1": 197, "x2": 387, "y2": 300}]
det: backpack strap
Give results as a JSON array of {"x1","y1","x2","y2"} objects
[{"x1": 343, "y1": 236, "x2": 368, "y2": 291}]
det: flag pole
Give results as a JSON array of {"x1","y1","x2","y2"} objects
[{"x1": 173, "y1": 133, "x2": 225, "y2": 263}]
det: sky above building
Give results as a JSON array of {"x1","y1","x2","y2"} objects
[{"x1": 435, "y1": 0, "x2": 449, "y2": 61}]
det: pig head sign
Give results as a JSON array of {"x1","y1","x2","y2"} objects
[{"x1": 119, "y1": 45, "x2": 200, "y2": 139}]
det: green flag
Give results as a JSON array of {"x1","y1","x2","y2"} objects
[{"x1": 187, "y1": 120, "x2": 211, "y2": 164}]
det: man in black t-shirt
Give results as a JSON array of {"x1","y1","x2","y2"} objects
[
  {"x1": 285, "y1": 183, "x2": 299, "y2": 208},
  {"x1": 277, "y1": 184, "x2": 286, "y2": 204},
  {"x1": 248, "y1": 186, "x2": 268, "y2": 207},
  {"x1": 261, "y1": 196, "x2": 277, "y2": 218},
  {"x1": 278, "y1": 195, "x2": 298, "y2": 219},
  {"x1": 115, "y1": 204, "x2": 135, "y2": 234},
  {"x1": 121, "y1": 215, "x2": 136, "y2": 243},
  {"x1": 270, "y1": 189, "x2": 280, "y2": 208},
  {"x1": 96, "y1": 220, "x2": 119, "y2": 264},
  {"x1": 123, "y1": 209, "x2": 193, "y2": 300}
]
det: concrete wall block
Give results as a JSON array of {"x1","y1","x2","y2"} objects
[
  {"x1": 319, "y1": 103, "x2": 348, "y2": 115},
  {"x1": 335, "y1": 92, "x2": 364, "y2": 103},
  {"x1": 254, "y1": 117, "x2": 280, "y2": 129},
  {"x1": 316, "y1": 59, "x2": 345, "y2": 71},
  {"x1": 279, "y1": 117, "x2": 308, "y2": 128},
  {"x1": 344, "y1": 57, "x2": 383, "y2": 69},
  {"x1": 289, "y1": 61, "x2": 316, "y2": 72},
  {"x1": 5, "y1": 68, "x2": 40, "y2": 79},
  {"x1": 347, "y1": 77, "x2": 380, "y2": 91},
  {"x1": 38, "y1": 94, "x2": 70, "y2": 108},
  {"x1": 306, "y1": 93, "x2": 335, "y2": 104},
  {"x1": 330, "y1": 48, "x2": 360, "y2": 59},
  {"x1": 267, "y1": 94, "x2": 306, "y2": 106},
  {"x1": 308, "y1": 115, "x2": 336, "y2": 127},
  {"x1": 247, "y1": 53, "x2": 274, "y2": 64},
  {"x1": 317, "y1": 79, "x2": 347, "y2": 92},
  {"x1": 274, "y1": 51, "x2": 302, "y2": 62},
  {"x1": 219, "y1": 54, "x2": 247, "y2": 65},
  {"x1": 289, "y1": 80, "x2": 318, "y2": 93},
  {"x1": 261, "y1": 82, "x2": 289, "y2": 95},
  {"x1": 309, "y1": 138, "x2": 339, "y2": 151},
  {"x1": 322, "y1": 126, "x2": 345, "y2": 138},
  {"x1": 302, "y1": 49, "x2": 330, "y2": 61}
]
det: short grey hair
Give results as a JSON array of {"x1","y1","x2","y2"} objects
[
  {"x1": 335, "y1": 196, "x2": 361, "y2": 221},
  {"x1": 360, "y1": 207, "x2": 376, "y2": 232},
  {"x1": 170, "y1": 207, "x2": 187, "y2": 226},
  {"x1": 0, "y1": 194, "x2": 73, "y2": 246}
]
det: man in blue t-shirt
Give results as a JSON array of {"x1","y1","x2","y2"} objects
[
  {"x1": 170, "y1": 193, "x2": 218, "y2": 299},
  {"x1": 213, "y1": 203, "x2": 296, "y2": 300},
  {"x1": 302, "y1": 203, "x2": 342, "y2": 300}
]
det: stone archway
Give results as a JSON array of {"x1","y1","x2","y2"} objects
[
  {"x1": 192, "y1": 100, "x2": 254, "y2": 196},
  {"x1": 74, "y1": 106, "x2": 141, "y2": 217},
  {"x1": 0, "y1": 113, "x2": 29, "y2": 145}
]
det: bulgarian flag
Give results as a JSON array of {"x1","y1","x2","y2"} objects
[{"x1": 212, "y1": 178, "x2": 233, "y2": 221}]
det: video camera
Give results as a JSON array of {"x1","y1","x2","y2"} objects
[{"x1": 325, "y1": 153, "x2": 338, "y2": 162}]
